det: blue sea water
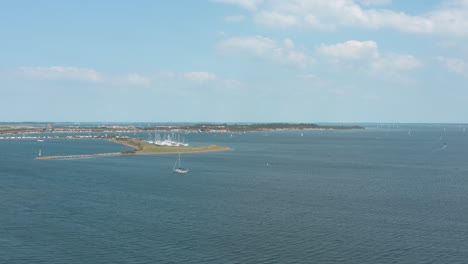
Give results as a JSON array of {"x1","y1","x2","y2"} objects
[{"x1": 1, "y1": 125, "x2": 468, "y2": 263}]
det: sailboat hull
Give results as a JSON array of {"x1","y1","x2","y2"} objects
[
  {"x1": 173, "y1": 153, "x2": 189, "y2": 174},
  {"x1": 173, "y1": 168, "x2": 189, "y2": 174}
]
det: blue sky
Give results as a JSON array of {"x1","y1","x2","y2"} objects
[{"x1": 1, "y1": 0, "x2": 467, "y2": 123}]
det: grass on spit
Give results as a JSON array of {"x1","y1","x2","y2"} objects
[{"x1": 112, "y1": 138, "x2": 230, "y2": 154}]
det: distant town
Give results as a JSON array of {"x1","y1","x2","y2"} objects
[{"x1": 0, "y1": 122, "x2": 364, "y2": 136}]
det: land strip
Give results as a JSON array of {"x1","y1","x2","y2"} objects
[
  {"x1": 35, "y1": 138, "x2": 230, "y2": 160},
  {"x1": 2, "y1": 122, "x2": 364, "y2": 136}
]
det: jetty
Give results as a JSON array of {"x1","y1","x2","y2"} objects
[{"x1": 36, "y1": 152, "x2": 123, "y2": 160}]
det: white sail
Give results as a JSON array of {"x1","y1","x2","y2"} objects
[{"x1": 173, "y1": 153, "x2": 189, "y2": 174}]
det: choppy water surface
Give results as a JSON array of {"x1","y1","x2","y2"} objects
[{"x1": 1, "y1": 125, "x2": 468, "y2": 263}]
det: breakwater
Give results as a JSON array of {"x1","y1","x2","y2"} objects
[{"x1": 35, "y1": 152, "x2": 126, "y2": 160}]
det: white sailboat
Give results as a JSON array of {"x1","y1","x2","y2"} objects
[
  {"x1": 38, "y1": 149, "x2": 42, "y2": 157},
  {"x1": 173, "y1": 153, "x2": 189, "y2": 174}
]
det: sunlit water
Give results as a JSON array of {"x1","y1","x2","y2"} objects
[{"x1": 1, "y1": 125, "x2": 468, "y2": 263}]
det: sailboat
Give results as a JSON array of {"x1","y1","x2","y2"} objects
[
  {"x1": 173, "y1": 153, "x2": 189, "y2": 174},
  {"x1": 38, "y1": 149, "x2": 42, "y2": 157}
]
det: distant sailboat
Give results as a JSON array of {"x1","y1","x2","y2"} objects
[
  {"x1": 38, "y1": 149, "x2": 42, "y2": 157},
  {"x1": 173, "y1": 153, "x2": 189, "y2": 174},
  {"x1": 434, "y1": 142, "x2": 448, "y2": 152}
]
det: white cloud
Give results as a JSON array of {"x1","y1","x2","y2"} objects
[
  {"x1": 283, "y1": 38, "x2": 295, "y2": 49},
  {"x1": 19, "y1": 66, "x2": 101, "y2": 82},
  {"x1": 297, "y1": 73, "x2": 317, "y2": 79},
  {"x1": 171, "y1": 71, "x2": 243, "y2": 91},
  {"x1": 15, "y1": 67, "x2": 243, "y2": 89},
  {"x1": 18, "y1": 66, "x2": 156, "y2": 86},
  {"x1": 363, "y1": 94, "x2": 381, "y2": 101},
  {"x1": 183, "y1": 71, "x2": 217, "y2": 81},
  {"x1": 156, "y1": 71, "x2": 177, "y2": 78},
  {"x1": 255, "y1": 11, "x2": 298, "y2": 27},
  {"x1": 436, "y1": 56, "x2": 468, "y2": 76},
  {"x1": 329, "y1": 88, "x2": 346, "y2": 96},
  {"x1": 218, "y1": 36, "x2": 309, "y2": 66},
  {"x1": 223, "y1": 79, "x2": 243, "y2": 90},
  {"x1": 317, "y1": 40, "x2": 421, "y2": 74},
  {"x1": 157, "y1": 70, "x2": 241, "y2": 88},
  {"x1": 218, "y1": 35, "x2": 276, "y2": 56},
  {"x1": 214, "y1": 0, "x2": 468, "y2": 36},
  {"x1": 358, "y1": 0, "x2": 392, "y2": 6},
  {"x1": 211, "y1": 0, "x2": 264, "y2": 11},
  {"x1": 216, "y1": 31, "x2": 227, "y2": 37},
  {"x1": 125, "y1": 73, "x2": 150, "y2": 85},
  {"x1": 372, "y1": 54, "x2": 422, "y2": 71},
  {"x1": 318, "y1": 40, "x2": 379, "y2": 60},
  {"x1": 224, "y1": 15, "x2": 246, "y2": 22}
]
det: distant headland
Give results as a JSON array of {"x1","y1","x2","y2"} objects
[{"x1": 1, "y1": 122, "x2": 364, "y2": 135}]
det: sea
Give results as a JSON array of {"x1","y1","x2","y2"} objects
[{"x1": 1, "y1": 124, "x2": 467, "y2": 264}]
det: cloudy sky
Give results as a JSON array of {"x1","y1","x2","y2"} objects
[{"x1": 1, "y1": 0, "x2": 467, "y2": 123}]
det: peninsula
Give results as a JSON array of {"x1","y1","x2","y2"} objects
[
  {"x1": 110, "y1": 138, "x2": 230, "y2": 155},
  {"x1": 35, "y1": 137, "x2": 230, "y2": 160}
]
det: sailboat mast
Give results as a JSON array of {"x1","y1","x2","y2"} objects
[{"x1": 173, "y1": 155, "x2": 178, "y2": 171}]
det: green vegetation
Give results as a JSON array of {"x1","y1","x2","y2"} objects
[{"x1": 111, "y1": 138, "x2": 230, "y2": 154}]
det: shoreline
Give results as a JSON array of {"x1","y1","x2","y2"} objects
[
  {"x1": 34, "y1": 138, "x2": 231, "y2": 160},
  {"x1": 1, "y1": 123, "x2": 365, "y2": 136}
]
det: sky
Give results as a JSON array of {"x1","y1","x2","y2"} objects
[{"x1": 1, "y1": 0, "x2": 468, "y2": 123}]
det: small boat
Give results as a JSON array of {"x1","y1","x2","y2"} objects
[
  {"x1": 37, "y1": 139, "x2": 44, "y2": 142},
  {"x1": 38, "y1": 149, "x2": 42, "y2": 157},
  {"x1": 173, "y1": 153, "x2": 189, "y2": 174}
]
